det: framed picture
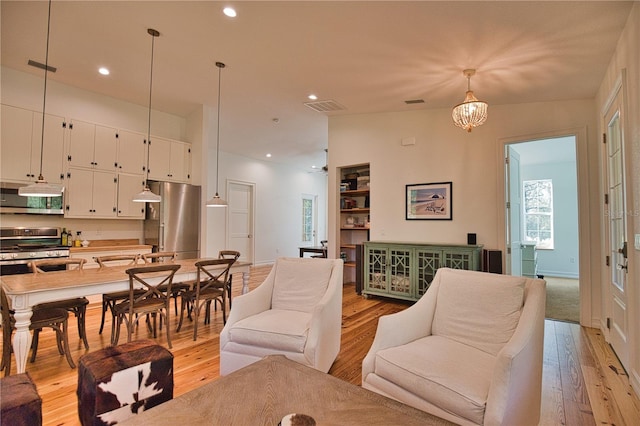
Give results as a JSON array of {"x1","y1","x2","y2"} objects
[{"x1": 406, "y1": 182, "x2": 452, "y2": 220}]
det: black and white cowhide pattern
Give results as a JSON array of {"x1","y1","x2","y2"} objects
[{"x1": 95, "y1": 360, "x2": 171, "y2": 425}]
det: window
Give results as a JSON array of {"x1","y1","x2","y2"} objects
[
  {"x1": 302, "y1": 197, "x2": 313, "y2": 242},
  {"x1": 523, "y1": 179, "x2": 554, "y2": 249}
]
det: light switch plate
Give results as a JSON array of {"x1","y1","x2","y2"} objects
[{"x1": 635, "y1": 234, "x2": 640, "y2": 250}]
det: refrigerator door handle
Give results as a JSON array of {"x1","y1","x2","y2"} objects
[{"x1": 160, "y1": 222, "x2": 165, "y2": 250}]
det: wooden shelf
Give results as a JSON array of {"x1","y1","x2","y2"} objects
[
  {"x1": 341, "y1": 227, "x2": 370, "y2": 231},
  {"x1": 344, "y1": 262, "x2": 356, "y2": 267},
  {"x1": 341, "y1": 208, "x2": 370, "y2": 213},
  {"x1": 341, "y1": 244, "x2": 357, "y2": 249},
  {"x1": 340, "y1": 189, "x2": 369, "y2": 197}
]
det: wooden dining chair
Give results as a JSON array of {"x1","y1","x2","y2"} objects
[
  {"x1": 142, "y1": 252, "x2": 185, "y2": 315},
  {"x1": 2, "y1": 288, "x2": 75, "y2": 375},
  {"x1": 95, "y1": 254, "x2": 142, "y2": 336},
  {"x1": 218, "y1": 250, "x2": 240, "y2": 308},
  {"x1": 29, "y1": 258, "x2": 90, "y2": 351},
  {"x1": 112, "y1": 264, "x2": 181, "y2": 349},
  {"x1": 176, "y1": 259, "x2": 235, "y2": 341}
]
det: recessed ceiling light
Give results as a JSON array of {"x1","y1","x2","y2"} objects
[
  {"x1": 98, "y1": 67, "x2": 110, "y2": 76},
  {"x1": 223, "y1": 7, "x2": 237, "y2": 17},
  {"x1": 308, "y1": 94, "x2": 318, "y2": 100},
  {"x1": 266, "y1": 153, "x2": 272, "y2": 158}
]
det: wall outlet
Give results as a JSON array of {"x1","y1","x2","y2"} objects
[{"x1": 635, "y1": 234, "x2": 640, "y2": 250}]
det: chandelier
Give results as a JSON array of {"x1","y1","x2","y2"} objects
[{"x1": 451, "y1": 69, "x2": 488, "y2": 132}]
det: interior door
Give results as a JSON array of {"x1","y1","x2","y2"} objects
[
  {"x1": 227, "y1": 181, "x2": 255, "y2": 263},
  {"x1": 506, "y1": 146, "x2": 522, "y2": 276},
  {"x1": 604, "y1": 90, "x2": 629, "y2": 371}
]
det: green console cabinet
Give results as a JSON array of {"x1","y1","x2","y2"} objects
[{"x1": 363, "y1": 241, "x2": 483, "y2": 301}]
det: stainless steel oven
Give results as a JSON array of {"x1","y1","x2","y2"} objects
[{"x1": 0, "y1": 227, "x2": 70, "y2": 275}]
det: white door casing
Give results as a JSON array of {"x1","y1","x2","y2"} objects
[{"x1": 506, "y1": 146, "x2": 522, "y2": 276}]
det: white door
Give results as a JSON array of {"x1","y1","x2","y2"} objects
[
  {"x1": 227, "y1": 181, "x2": 255, "y2": 263},
  {"x1": 604, "y1": 88, "x2": 629, "y2": 371},
  {"x1": 506, "y1": 146, "x2": 522, "y2": 276}
]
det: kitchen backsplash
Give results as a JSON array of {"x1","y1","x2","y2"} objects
[{"x1": 0, "y1": 215, "x2": 143, "y2": 242}]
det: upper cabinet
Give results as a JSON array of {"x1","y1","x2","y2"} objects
[
  {"x1": 148, "y1": 137, "x2": 191, "y2": 183},
  {"x1": 67, "y1": 120, "x2": 118, "y2": 171},
  {"x1": 1, "y1": 104, "x2": 65, "y2": 184},
  {"x1": 116, "y1": 130, "x2": 146, "y2": 175}
]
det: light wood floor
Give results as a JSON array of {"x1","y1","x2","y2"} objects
[{"x1": 2, "y1": 264, "x2": 639, "y2": 425}]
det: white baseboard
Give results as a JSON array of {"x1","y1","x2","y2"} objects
[{"x1": 537, "y1": 269, "x2": 579, "y2": 279}]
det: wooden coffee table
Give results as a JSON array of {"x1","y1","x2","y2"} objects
[{"x1": 120, "y1": 355, "x2": 454, "y2": 425}]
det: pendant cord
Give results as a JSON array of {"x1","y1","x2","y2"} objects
[
  {"x1": 38, "y1": 0, "x2": 53, "y2": 179},
  {"x1": 145, "y1": 32, "x2": 156, "y2": 187},
  {"x1": 215, "y1": 63, "x2": 222, "y2": 196}
]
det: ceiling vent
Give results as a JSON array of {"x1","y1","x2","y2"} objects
[
  {"x1": 304, "y1": 99, "x2": 346, "y2": 113},
  {"x1": 404, "y1": 99, "x2": 425, "y2": 104}
]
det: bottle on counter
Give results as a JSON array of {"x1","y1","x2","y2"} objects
[
  {"x1": 75, "y1": 231, "x2": 82, "y2": 247},
  {"x1": 61, "y1": 228, "x2": 68, "y2": 246},
  {"x1": 67, "y1": 230, "x2": 73, "y2": 247}
]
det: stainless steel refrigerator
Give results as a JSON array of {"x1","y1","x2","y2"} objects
[{"x1": 143, "y1": 181, "x2": 201, "y2": 259}]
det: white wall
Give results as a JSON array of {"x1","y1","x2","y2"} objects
[
  {"x1": 204, "y1": 150, "x2": 328, "y2": 265},
  {"x1": 328, "y1": 99, "x2": 600, "y2": 321},
  {"x1": 596, "y1": 2, "x2": 640, "y2": 396}
]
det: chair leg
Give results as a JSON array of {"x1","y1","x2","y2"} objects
[
  {"x1": 76, "y1": 305, "x2": 89, "y2": 350},
  {"x1": 192, "y1": 301, "x2": 200, "y2": 342},
  {"x1": 30, "y1": 329, "x2": 40, "y2": 363},
  {"x1": 112, "y1": 314, "x2": 122, "y2": 346},
  {"x1": 59, "y1": 318, "x2": 76, "y2": 369},
  {"x1": 98, "y1": 298, "x2": 108, "y2": 334},
  {"x1": 176, "y1": 297, "x2": 188, "y2": 332},
  {"x1": 165, "y1": 308, "x2": 172, "y2": 349}
]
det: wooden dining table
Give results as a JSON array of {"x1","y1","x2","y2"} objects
[{"x1": 1, "y1": 258, "x2": 251, "y2": 374}]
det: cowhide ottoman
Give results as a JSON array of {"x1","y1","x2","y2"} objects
[
  {"x1": 77, "y1": 339, "x2": 173, "y2": 426},
  {"x1": 0, "y1": 372, "x2": 42, "y2": 426}
]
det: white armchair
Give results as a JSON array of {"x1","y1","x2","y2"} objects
[
  {"x1": 362, "y1": 268, "x2": 546, "y2": 426},
  {"x1": 220, "y1": 257, "x2": 343, "y2": 376}
]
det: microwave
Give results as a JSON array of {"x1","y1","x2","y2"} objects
[{"x1": 0, "y1": 182, "x2": 64, "y2": 215}]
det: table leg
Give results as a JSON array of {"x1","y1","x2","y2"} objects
[
  {"x1": 241, "y1": 271, "x2": 250, "y2": 294},
  {"x1": 11, "y1": 304, "x2": 33, "y2": 374}
]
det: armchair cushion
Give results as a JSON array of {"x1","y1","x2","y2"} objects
[
  {"x1": 271, "y1": 257, "x2": 333, "y2": 313},
  {"x1": 228, "y1": 309, "x2": 311, "y2": 353},
  {"x1": 374, "y1": 335, "x2": 495, "y2": 425},
  {"x1": 432, "y1": 270, "x2": 525, "y2": 356}
]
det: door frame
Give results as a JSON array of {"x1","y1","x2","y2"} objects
[
  {"x1": 226, "y1": 179, "x2": 256, "y2": 264},
  {"x1": 497, "y1": 127, "x2": 591, "y2": 326}
]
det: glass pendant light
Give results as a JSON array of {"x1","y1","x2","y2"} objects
[
  {"x1": 19, "y1": 0, "x2": 64, "y2": 198},
  {"x1": 133, "y1": 28, "x2": 162, "y2": 203},
  {"x1": 451, "y1": 69, "x2": 488, "y2": 132},
  {"x1": 207, "y1": 62, "x2": 228, "y2": 207}
]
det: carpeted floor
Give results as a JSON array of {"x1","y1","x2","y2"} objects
[{"x1": 544, "y1": 276, "x2": 580, "y2": 323}]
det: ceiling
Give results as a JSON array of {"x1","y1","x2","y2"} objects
[{"x1": 1, "y1": 1, "x2": 634, "y2": 170}]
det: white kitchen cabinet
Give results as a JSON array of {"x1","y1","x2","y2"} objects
[
  {"x1": 116, "y1": 130, "x2": 146, "y2": 175},
  {"x1": 67, "y1": 120, "x2": 117, "y2": 172},
  {"x1": 148, "y1": 136, "x2": 190, "y2": 182},
  {"x1": 65, "y1": 167, "x2": 117, "y2": 218},
  {"x1": 116, "y1": 173, "x2": 146, "y2": 218},
  {"x1": 1, "y1": 104, "x2": 65, "y2": 184}
]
